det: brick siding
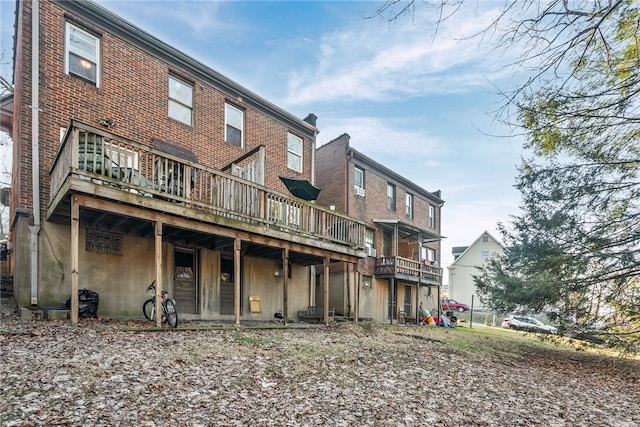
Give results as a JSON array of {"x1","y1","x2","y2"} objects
[{"x1": 13, "y1": 0, "x2": 315, "y2": 219}]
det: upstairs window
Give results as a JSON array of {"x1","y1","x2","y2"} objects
[
  {"x1": 405, "y1": 193, "x2": 413, "y2": 218},
  {"x1": 65, "y1": 22, "x2": 100, "y2": 86},
  {"x1": 225, "y1": 103, "x2": 244, "y2": 147},
  {"x1": 354, "y1": 166, "x2": 365, "y2": 197},
  {"x1": 354, "y1": 166, "x2": 364, "y2": 189},
  {"x1": 287, "y1": 133, "x2": 303, "y2": 172},
  {"x1": 387, "y1": 183, "x2": 396, "y2": 211},
  {"x1": 168, "y1": 76, "x2": 193, "y2": 126},
  {"x1": 429, "y1": 205, "x2": 436, "y2": 228},
  {"x1": 421, "y1": 247, "x2": 436, "y2": 263}
]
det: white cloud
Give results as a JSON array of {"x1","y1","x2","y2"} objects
[
  {"x1": 172, "y1": 2, "x2": 246, "y2": 37},
  {"x1": 318, "y1": 116, "x2": 443, "y2": 165},
  {"x1": 284, "y1": 4, "x2": 509, "y2": 105}
]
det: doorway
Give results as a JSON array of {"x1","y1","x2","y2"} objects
[
  {"x1": 403, "y1": 285, "x2": 412, "y2": 316},
  {"x1": 219, "y1": 257, "x2": 235, "y2": 315},
  {"x1": 387, "y1": 281, "x2": 397, "y2": 319},
  {"x1": 174, "y1": 249, "x2": 198, "y2": 314},
  {"x1": 383, "y1": 229, "x2": 393, "y2": 257}
]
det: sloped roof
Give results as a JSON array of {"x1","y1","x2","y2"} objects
[
  {"x1": 0, "y1": 92, "x2": 13, "y2": 134},
  {"x1": 373, "y1": 219, "x2": 446, "y2": 242},
  {"x1": 452, "y1": 246, "x2": 468, "y2": 255},
  {"x1": 449, "y1": 230, "x2": 504, "y2": 266}
]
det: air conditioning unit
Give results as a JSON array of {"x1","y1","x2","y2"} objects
[
  {"x1": 354, "y1": 186, "x2": 366, "y2": 197},
  {"x1": 366, "y1": 247, "x2": 377, "y2": 257}
]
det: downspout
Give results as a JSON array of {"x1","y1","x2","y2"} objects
[
  {"x1": 309, "y1": 116, "x2": 318, "y2": 306},
  {"x1": 345, "y1": 142, "x2": 352, "y2": 317},
  {"x1": 416, "y1": 232, "x2": 421, "y2": 324},
  {"x1": 29, "y1": 0, "x2": 41, "y2": 305}
]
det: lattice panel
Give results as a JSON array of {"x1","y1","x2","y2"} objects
[{"x1": 86, "y1": 229, "x2": 122, "y2": 255}]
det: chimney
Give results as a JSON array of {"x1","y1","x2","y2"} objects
[{"x1": 303, "y1": 113, "x2": 317, "y2": 127}]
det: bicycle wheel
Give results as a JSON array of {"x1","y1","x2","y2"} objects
[
  {"x1": 142, "y1": 299, "x2": 155, "y2": 321},
  {"x1": 164, "y1": 299, "x2": 178, "y2": 328}
]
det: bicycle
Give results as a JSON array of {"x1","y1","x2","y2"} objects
[{"x1": 142, "y1": 281, "x2": 178, "y2": 327}]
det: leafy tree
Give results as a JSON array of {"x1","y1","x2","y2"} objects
[{"x1": 373, "y1": 1, "x2": 640, "y2": 342}]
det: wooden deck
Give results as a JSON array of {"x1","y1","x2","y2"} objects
[
  {"x1": 374, "y1": 256, "x2": 442, "y2": 285},
  {"x1": 48, "y1": 120, "x2": 366, "y2": 260}
]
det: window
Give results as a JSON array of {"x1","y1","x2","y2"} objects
[
  {"x1": 362, "y1": 275, "x2": 372, "y2": 288},
  {"x1": 482, "y1": 234, "x2": 489, "y2": 243},
  {"x1": 168, "y1": 76, "x2": 193, "y2": 126},
  {"x1": 482, "y1": 251, "x2": 489, "y2": 260},
  {"x1": 65, "y1": 22, "x2": 100, "y2": 86},
  {"x1": 406, "y1": 193, "x2": 413, "y2": 218},
  {"x1": 421, "y1": 247, "x2": 436, "y2": 263},
  {"x1": 225, "y1": 103, "x2": 244, "y2": 147},
  {"x1": 429, "y1": 205, "x2": 436, "y2": 228},
  {"x1": 427, "y1": 248, "x2": 436, "y2": 263},
  {"x1": 387, "y1": 183, "x2": 396, "y2": 211},
  {"x1": 365, "y1": 228, "x2": 375, "y2": 249},
  {"x1": 287, "y1": 133, "x2": 303, "y2": 172},
  {"x1": 354, "y1": 167, "x2": 364, "y2": 189}
]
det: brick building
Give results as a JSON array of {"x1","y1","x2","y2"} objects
[
  {"x1": 7, "y1": 0, "x2": 366, "y2": 324},
  {"x1": 315, "y1": 134, "x2": 445, "y2": 323}
]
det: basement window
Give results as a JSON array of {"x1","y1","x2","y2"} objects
[{"x1": 86, "y1": 229, "x2": 122, "y2": 255}]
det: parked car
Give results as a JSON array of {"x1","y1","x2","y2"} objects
[
  {"x1": 502, "y1": 315, "x2": 558, "y2": 334},
  {"x1": 441, "y1": 299, "x2": 469, "y2": 312}
]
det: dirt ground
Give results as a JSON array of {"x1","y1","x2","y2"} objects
[{"x1": 1, "y1": 314, "x2": 639, "y2": 427}]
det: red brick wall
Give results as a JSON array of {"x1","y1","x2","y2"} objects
[
  {"x1": 14, "y1": 0, "x2": 315, "y2": 219},
  {"x1": 12, "y1": 0, "x2": 32, "y2": 215},
  {"x1": 315, "y1": 135, "x2": 443, "y2": 264},
  {"x1": 315, "y1": 134, "x2": 349, "y2": 212}
]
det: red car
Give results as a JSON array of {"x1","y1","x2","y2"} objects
[{"x1": 441, "y1": 299, "x2": 469, "y2": 312}]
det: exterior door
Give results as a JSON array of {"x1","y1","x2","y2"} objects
[
  {"x1": 387, "y1": 281, "x2": 397, "y2": 319},
  {"x1": 383, "y1": 229, "x2": 393, "y2": 257},
  {"x1": 403, "y1": 285, "x2": 412, "y2": 316},
  {"x1": 219, "y1": 258, "x2": 235, "y2": 315},
  {"x1": 174, "y1": 249, "x2": 198, "y2": 314}
]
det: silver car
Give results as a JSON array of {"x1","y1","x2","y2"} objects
[{"x1": 502, "y1": 315, "x2": 558, "y2": 334}]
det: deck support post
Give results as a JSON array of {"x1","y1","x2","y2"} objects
[
  {"x1": 70, "y1": 195, "x2": 79, "y2": 326},
  {"x1": 154, "y1": 221, "x2": 163, "y2": 327}
]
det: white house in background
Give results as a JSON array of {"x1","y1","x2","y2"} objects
[{"x1": 447, "y1": 231, "x2": 504, "y2": 309}]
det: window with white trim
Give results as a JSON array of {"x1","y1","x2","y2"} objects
[
  {"x1": 423, "y1": 247, "x2": 436, "y2": 263},
  {"x1": 482, "y1": 251, "x2": 489, "y2": 260},
  {"x1": 429, "y1": 205, "x2": 436, "y2": 228},
  {"x1": 287, "y1": 133, "x2": 303, "y2": 172},
  {"x1": 406, "y1": 193, "x2": 413, "y2": 218},
  {"x1": 65, "y1": 22, "x2": 100, "y2": 86},
  {"x1": 354, "y1": 166, "x2": 364, "y2": 190},
  {"x1": 225, "y1": 103, "x2": 244, "y2": 147},
  {"x1": 168, "y1": 76, "x2": 193, "y2": 126}
]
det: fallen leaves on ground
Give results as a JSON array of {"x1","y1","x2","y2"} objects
[{"x1": 1, "y1": 315, "x2": 639, "y2": 426}]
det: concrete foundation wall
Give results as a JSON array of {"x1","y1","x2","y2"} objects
[
  {"x1": 12, "y1": 218, "x2": 315, "y2": 320},
  {"x1": 12, "y1": 214, "x2": 32, "y2": 308}
]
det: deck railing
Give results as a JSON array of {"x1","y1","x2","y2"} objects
[
  {"x1": 374, "y1": 255, "x2": 442, "y2": 284},
  {"x1": 50, "y1": 120, "x2": 366, "y2": 248}
]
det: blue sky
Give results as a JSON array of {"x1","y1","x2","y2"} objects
[{"x1": 0, "y1": 1, "x2": 526, "y2": 281}]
